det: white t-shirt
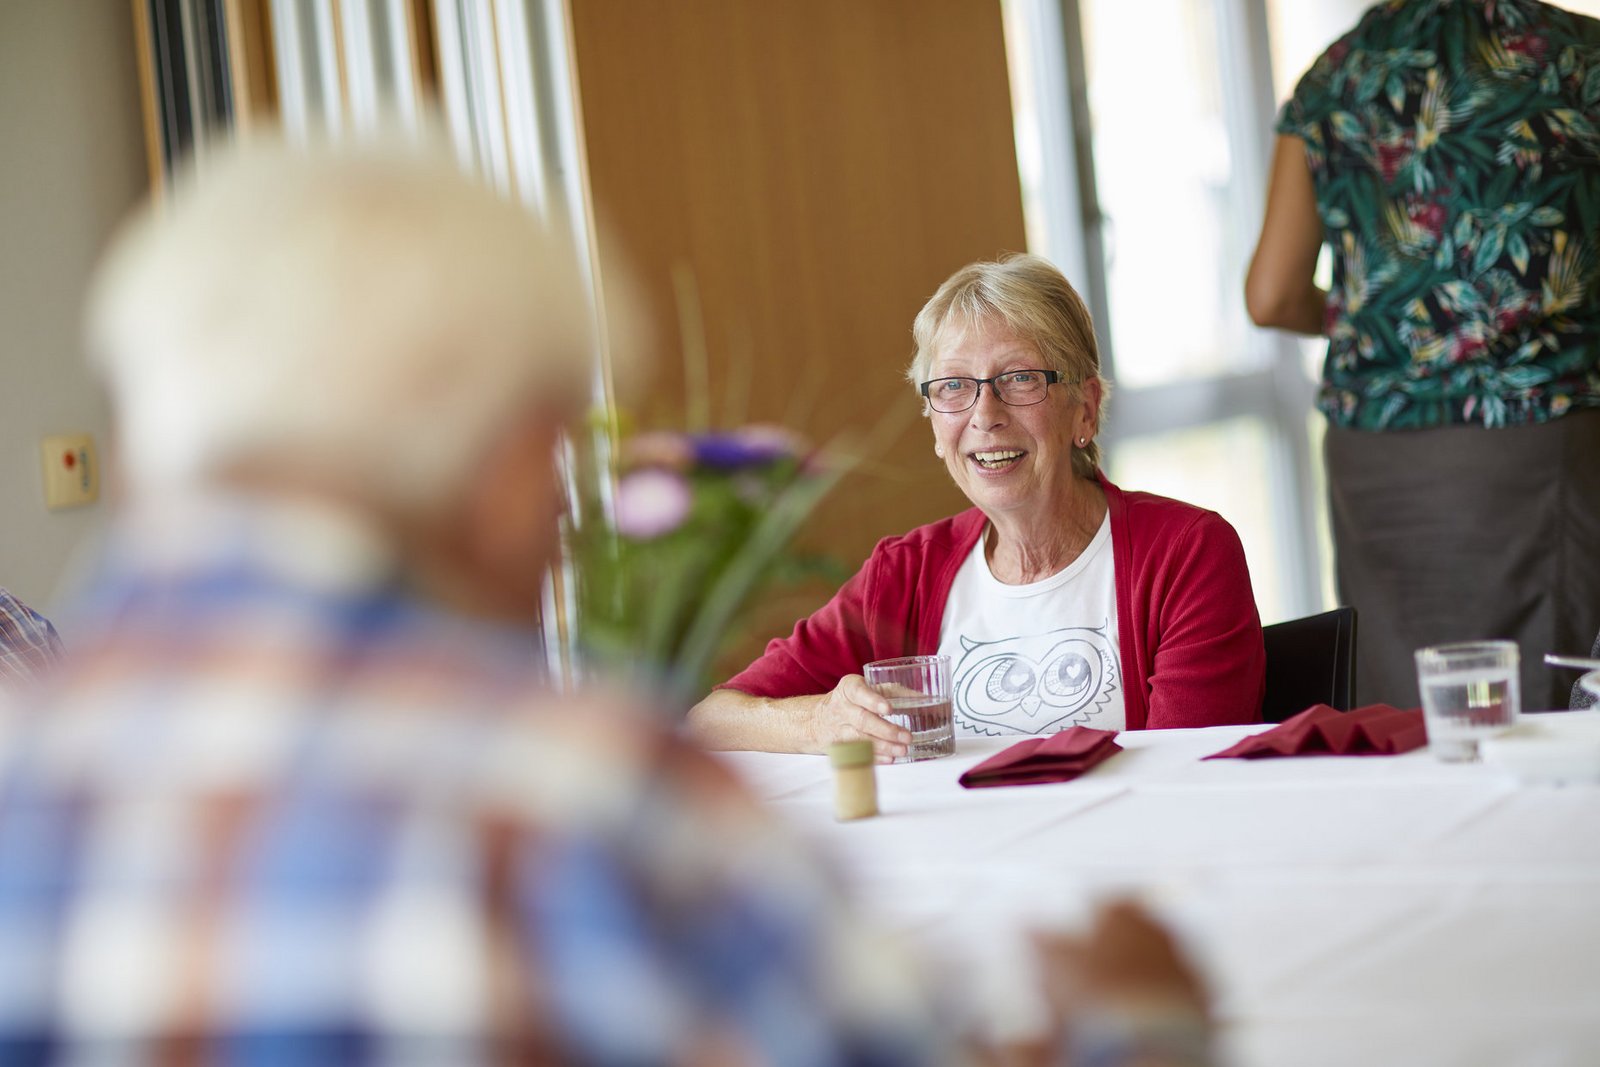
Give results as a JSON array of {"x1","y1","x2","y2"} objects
[{"x1": 937, "y1": 514, "x2": 1124, "y2": 735}]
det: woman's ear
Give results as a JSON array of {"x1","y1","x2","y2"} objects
[{"x1": 1074, "y1": 376, "x2": 1104, "y2": 440}]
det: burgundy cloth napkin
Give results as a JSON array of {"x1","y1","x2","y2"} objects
[
  {"x1": 1204, "y1": 703, "x2": 1427, "y2": 760},
  {"x1": 959, "y1": 726, "x2": 1123, "y2": 788}
]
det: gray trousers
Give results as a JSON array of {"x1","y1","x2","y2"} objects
[{"x1": 1325, "y1": 410, "x2": 1600, "y2": 711}]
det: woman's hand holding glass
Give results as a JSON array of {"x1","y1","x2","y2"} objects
[{"x1": 804, "y1": 674, "x2": 913, "y2": 763}]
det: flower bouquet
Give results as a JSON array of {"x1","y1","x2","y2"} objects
[{"x1": 569, "y1": 418, "x2": 850, "y2": 711}]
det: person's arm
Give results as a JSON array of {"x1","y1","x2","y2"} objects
[
  {"x1": 686, "y1": 680, "x2": 911, "y2": 762},
  {"x1": 1245, "y1": 134, "x2": 1327, "y2": 335},
  {"x1": 685, "y1": 538, "x2": 916, "y2": 761},
  {"x1": 1032, "y1": 901, "x2": 1214, "y2": 1067},
  {"x1": 513, "y1": 729, "x2": 947, "y2": 1063},
  {"x1": 1143, "y1": 514, "x2": 1265, "y2": 728}
]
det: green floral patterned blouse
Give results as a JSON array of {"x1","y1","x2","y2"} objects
[{"x1": 1280, "y1": 0, "x2": 1600, "y2": 429}]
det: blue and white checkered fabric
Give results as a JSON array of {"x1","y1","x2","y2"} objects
[{"x1": 0, "y1": 494, "x2": 937, "y2": 1066}]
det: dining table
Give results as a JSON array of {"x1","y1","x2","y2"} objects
[{"x1": 714, "y1": 717, "x2": 1600, "y2": 1067}]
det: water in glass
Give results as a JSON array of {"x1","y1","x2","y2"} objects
[
  {"x1": 1419, "y1": 668, "x2": 1518, "y2": 762},
  {"x1": 886, "y1": 694, "x2": 955, "y2": 760}
]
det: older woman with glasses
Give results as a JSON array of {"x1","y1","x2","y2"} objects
[{"x1": 688, "y1": 253, "x2": 1265, "y2": 761}]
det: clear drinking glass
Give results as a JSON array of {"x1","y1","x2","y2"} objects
[
  {"x1": 1414, "y1": 640, "x2": 1520, "y2": 762},
  {"x1": 864, "y1": 654, "x2": 954, "y2": 763}
]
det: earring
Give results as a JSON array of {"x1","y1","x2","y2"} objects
[
  {"x1": 1077, "y1": 437, "x2": 1088, "y2": 447},
  {"x1": 935, "y1": 444, "x2": 945, "y2": 458}
]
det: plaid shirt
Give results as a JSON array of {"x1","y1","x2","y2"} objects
[
  {"x1": 0, "y1": 494, "x2": 940, "y2": 1066},
  {"x1": 0, "y1": 587, "x2": 63, "y2": 687}
]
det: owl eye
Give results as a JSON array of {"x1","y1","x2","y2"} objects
[
  {"x1": 985, "y1": 658, "x2": 1036, "y2": 702},
  {"x1": 1040, "y1": 651, "x2": 1093, "y2": 700}
]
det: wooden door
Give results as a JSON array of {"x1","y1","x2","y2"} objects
[{"x1": 571, "y1": 0, "x2": 1027, "y2": 675}]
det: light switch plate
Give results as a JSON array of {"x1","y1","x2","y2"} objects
[{"x1": 40, "y1": 433, "x2": 99, "y2": 510}]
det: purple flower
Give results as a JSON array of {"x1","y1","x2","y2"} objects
[
  {"x1": 691, "y1": 427, "x2": 797, "y2": 469},
  {"x1": 614, "y1": 468, "x2": 693, "y2": 539}
]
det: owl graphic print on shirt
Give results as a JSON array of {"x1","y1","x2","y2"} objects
[{"x1": 950, "y1": 622, "x2": 1120, "y2": 736}]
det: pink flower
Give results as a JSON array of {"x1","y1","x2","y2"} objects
[
  {"x1": 735, "y1": 423, "x2": 807, "y2": 454},
  {"x1": 614, "y1": 468, "x2": 692, "y2": 539},
  {"x1": 622, "y1": 431, "x2": 695, "y2": 471},
  {"x1": 800, "y1": 448, "x2": 844, "y2": 477}
]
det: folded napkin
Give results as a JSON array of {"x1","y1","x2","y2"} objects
[
  {"x1": 959, "y1": 726, "x2": 1123, "y2": 788},
  {"x1": 1204, "y1": 703, "x2": 1426, "y2": 760}
]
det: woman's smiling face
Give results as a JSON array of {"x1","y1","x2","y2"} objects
[{"x1": 926, "y1": 318, "x2": 1097, "y2": 519}]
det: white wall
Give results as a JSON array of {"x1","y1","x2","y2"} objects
[{"x1": 0, "y1": 1, "x2": 147, "y2": 623}]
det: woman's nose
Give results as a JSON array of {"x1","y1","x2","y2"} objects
[{"x1": 969, "y1": 382, "x2": 1008, "y2": 424}]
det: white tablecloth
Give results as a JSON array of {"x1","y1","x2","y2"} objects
[{"x1": 715, "y1": 720, "x2": 1600, "y2": 1067}]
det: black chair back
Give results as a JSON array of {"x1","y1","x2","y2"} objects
[{"x1": 1260, "y1": 607, "x2": 1358, "y2": 722}]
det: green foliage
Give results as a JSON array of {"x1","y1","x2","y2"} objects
[{"x1": 569, "y1": 421, "x2": 851, "y2": 712}]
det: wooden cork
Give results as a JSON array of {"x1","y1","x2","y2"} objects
[{"x1": 828, "y1": 739, "x2": 878, "y2": 820}]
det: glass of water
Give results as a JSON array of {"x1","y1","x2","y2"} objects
[
  {"x1": 864, "y1": 654, "x2": 954, "y2": 763},
  {"x1": 1414, "y1": 640, "x2": 1520, "y2": 762}
]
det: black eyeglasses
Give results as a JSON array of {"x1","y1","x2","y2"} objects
[{"x1": 918, "y1": 369, "x2": 1062, "y2": 413}]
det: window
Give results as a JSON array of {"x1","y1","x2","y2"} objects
[{"x1": 1005, "y1": 0, "x2": 1360, "y2": 623}]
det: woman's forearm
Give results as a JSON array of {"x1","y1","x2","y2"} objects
[
  {"x1": 685, "y1": 688, "x2": 824, "y2": 753},
  {"x1": 686, "y1": 680, "x2": 912, "y2": 761}
]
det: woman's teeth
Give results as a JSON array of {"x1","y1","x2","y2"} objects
[{"x1": 972, "y1": 450, "x2": 1023, "y2": 470}]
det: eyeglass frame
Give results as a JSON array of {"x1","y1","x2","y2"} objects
[{"x1": 917, "y1": 368, "x2": 1066, "y2": 413}]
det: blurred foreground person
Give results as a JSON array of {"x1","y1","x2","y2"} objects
[{"x1": 0, "y1": 137, "x2": 1211, "y2": 1064}]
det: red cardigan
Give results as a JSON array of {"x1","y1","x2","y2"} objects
[{"x1": 721, "y1": 477, "x2": 1264, "y2": 730}]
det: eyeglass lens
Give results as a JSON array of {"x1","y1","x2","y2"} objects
[{"x1": 925, "y1": 371, "x2": 1052, "y2": 412}]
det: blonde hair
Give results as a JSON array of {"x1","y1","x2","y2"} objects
[
  {"x1": 908, "y1": 253, "x2": 1109, "y2": 477},
  {"x1": 85, "y1": 131, "x2": 596, "y2": 513}
]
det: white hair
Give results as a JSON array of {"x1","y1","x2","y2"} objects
[{"x1": 85, "y1": 132, "x2": 597, "y2": 512}]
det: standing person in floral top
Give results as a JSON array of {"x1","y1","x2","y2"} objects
[{"x1": 1247, "y1": 0, "x2": 1600, "y2": 709}]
